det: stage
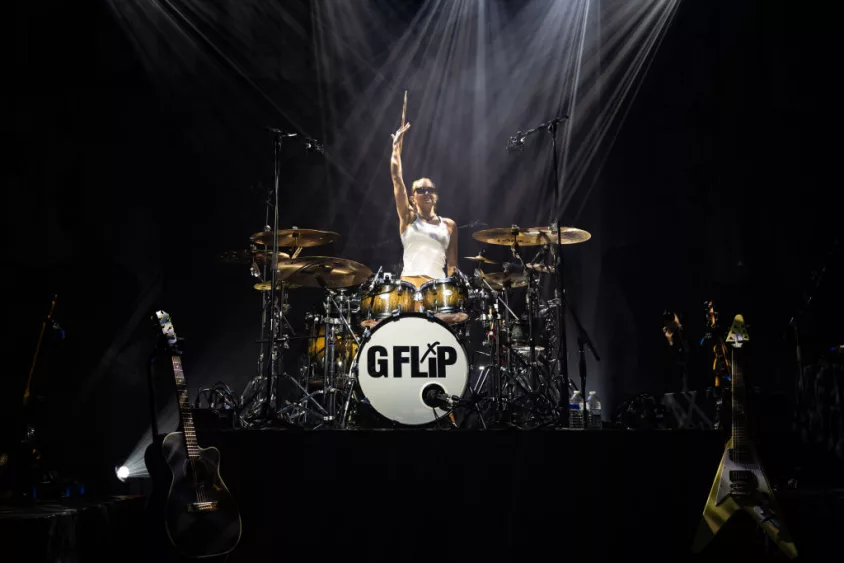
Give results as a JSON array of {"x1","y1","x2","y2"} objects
[{"x1": 2, "y1": 428, "x2": 840, "y2": 562}]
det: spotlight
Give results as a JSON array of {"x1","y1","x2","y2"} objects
[{"x1": 116, "y1": 465, "x2": 130, "y2": 482}]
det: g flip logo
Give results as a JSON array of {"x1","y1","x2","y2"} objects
[{"x1": 367, "y1": 341, "x2": 458, "y2": 378}]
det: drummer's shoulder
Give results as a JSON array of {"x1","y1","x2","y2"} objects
[{"x1": 442, "y1": 217, "x2": 456, "y2": 230}]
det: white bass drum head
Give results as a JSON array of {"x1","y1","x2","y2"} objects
[{"x1": 356, "y1": 314, "x2": 468, "y2": 425}]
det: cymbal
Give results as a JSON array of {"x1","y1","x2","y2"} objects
[
  {"x1": 525, "y1": 262, "x2": 555, "y2": 273},
  {"x1": 478, "y1": 270, "x2": 528, "y2": 290},
  {"x1": 472, "y1": 225, "x2": 591, "y2": 246},
  {"x1": 275, "y1": 256, "x2": 372, "y2": 288},
  {"x1": 464, "y1": 254, "x2": 498, "y2": 265},
  {"x1": 250, "y1": 229, "x2": 340, "y2": 248},
  {"x1": 253, "y1": 281, "x2": 301, "y2": 291},
  {"x1": 218, "y1": 249, "x2": 290, "y2": 265}
]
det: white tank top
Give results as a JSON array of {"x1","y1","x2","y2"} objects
[{"x1": 400, "y1": 216, "x2": 450, "y2": 280}]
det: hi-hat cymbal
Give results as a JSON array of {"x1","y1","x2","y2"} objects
[
  {"x1": 464, "y1": 254, "x2": 498, "y2": 265},
  {"x1": 525, "y1": 262, "x2": 555, "y2": 273},
  {"x1": 275, "y1": 256, "x2": 372, "y2": 288},
  {"x1": 250, "y1": 229, "x2": 340, "y2": 248},
  {"x1": 478, "y1": 270, "x2": 528, "y2": 290},
  {"x1": 218, "y1": 249, "x2": 290, "y2": 265},
  {"x1": 472, "y1": 225, "x2": 591, "y2": 246},
  {"x1": 253, "y1": 281, "x2": 301, "y2": 291}
]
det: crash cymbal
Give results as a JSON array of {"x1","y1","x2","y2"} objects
[
  {"x1": 218, "y1": 249, "x2": 290, "y2": 265},
  {"x1": 275, "y1": 256, "x2": 372, "y2": 288},
  {"x1": 527, "y1": 226, "x2": 591, "y2": 245},
  {"x1": 253, "y1": 281, "x2": 301, "y2": 291},
  {"x1": 464, "y1": 254, "x2": 498, "y2": 265},
  {"x1": 472, "y1": 225, "x2": 591, "y2": 246},
  {"x1": 250, "y1": 229, "x2": 340, "y2": 248},
  {"x1": 478, "y1": 270, "x2": 528, "y2": 290}
]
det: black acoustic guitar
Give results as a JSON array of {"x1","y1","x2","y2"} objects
[{"x1": 146, "y1": 310, "x2": 242, "y2": 558}]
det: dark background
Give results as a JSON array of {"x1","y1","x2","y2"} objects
[{"x1": 3, "y1": 0, "x2": 841, "y2": 494}]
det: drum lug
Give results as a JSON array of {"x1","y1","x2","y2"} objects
[{"x1": 425, "y1": 310, "x2": 436, "y2": 321}]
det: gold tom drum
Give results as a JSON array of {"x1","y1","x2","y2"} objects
[
  {"x1": 307, "y1": 318, "x2": 359, "y2": 368},
  {"x1": 418, "y1": 277, "x2": 469, "y2": 325},
  {"x1": 359, "y1": 280, "x2": 418, "y2": 328}
]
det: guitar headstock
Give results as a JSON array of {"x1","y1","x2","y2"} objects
[
  {"x1": 725, "y1": 314, "x2": 750, "y2": 348},
  {"x1": 662, "y1": 310, "x2": 683, "y2": 347},
  {"x1": 153, "y1": 310, "x2": 181, "y2": 353},
  {"x1": 704, "y1": 300, "x2": 719, "y2": 330}
]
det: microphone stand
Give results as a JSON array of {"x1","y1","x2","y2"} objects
[
  {"x1": 259, "y1": 127, "x2": 323, "y2": 423},
  {"x1": 509, "y1": 115, "x2": 603, "y2": 426}
]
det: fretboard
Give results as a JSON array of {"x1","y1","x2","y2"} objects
[
  {"x1": 171, "y1": 356, "x2": 199, "y2": 460},
  {"x1": 730, "y1": 347, "x2": 748, "y2": 460}
]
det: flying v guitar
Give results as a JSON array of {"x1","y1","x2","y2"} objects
[{"x1": 691, "y1": 313, "x2": 798, "y2": 559}]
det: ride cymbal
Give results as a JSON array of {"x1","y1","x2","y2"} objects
[
  {"x1": 250, "y1": 229, "x2": 340, "y2": 248},
  {"x1": 526, "y1": 226, "x2": 591, "y2": 245},
  {"x1": 275, "y1": 256, "x2": 372, "y2": 288},
  {"x1": 472, "y1": 225, "x2": 591, "y2": 246}
]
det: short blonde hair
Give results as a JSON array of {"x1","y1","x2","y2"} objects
[{"x1": 409, "y1": 177, "x2": 438, "y2": 214}]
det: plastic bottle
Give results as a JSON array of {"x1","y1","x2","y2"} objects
[
  {"x1": 586, "y1": 391, "x2": 602, "y2": 429},
  {"x1": 569, "y1": 390, "x2": 584, "y2": 429}
]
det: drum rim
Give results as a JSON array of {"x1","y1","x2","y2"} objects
[
  {"x1": 418, "y1": 277, "x2": 460, "y2": 290},
  {"x1": 364, "y1": 279, "x2": 418, "y2": 295}
]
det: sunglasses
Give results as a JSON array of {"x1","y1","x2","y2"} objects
[{"x1": 414, "y1": 187, "x2": 436, "y2": 195}]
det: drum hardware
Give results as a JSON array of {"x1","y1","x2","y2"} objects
[
  {"x1": 218, "y1": 249, "x2": 291, "y2": 265},
  {"x1": 505, "y1": 114, "x2": 598, "y2": 427}
]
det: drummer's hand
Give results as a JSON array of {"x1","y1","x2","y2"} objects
[{"x1": 391, "y1": 122, "x2": 411, "y2": 152}]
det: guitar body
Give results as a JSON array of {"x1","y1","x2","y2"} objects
[
  {"x1": 155, "y1": 431, "x2": 242, "y2": 558},
  {"x1": 693, "y1": 438, "x2": 798, "y2": 558}
]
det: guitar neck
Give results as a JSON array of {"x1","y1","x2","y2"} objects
[
  {"x1": 730, "y1": 347, "x2": 749, "y2": 459},
  {"x1": 171, "y1": 355, "x2": 199, "y2": 459}
]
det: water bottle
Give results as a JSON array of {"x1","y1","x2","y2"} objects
[
  {"x1": 586, "y1": 391, "x2": 602, "y2": 429},
  {"x1": 569, "y1": 390, "x2": 584, "y2": 429}
]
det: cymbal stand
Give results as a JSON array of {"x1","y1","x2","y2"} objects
[
  {"x1": 319, "y1": 286, "x2": 362, "y2": 427},
  {"x1": 259, "y1": 129, "x2": 291, "y2": 421},
  {"x1": 475, "y1": 273, "x2": 520, "y2": 421}
]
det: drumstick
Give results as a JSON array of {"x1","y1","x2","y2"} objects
[{"x1": 399, "y1": 90, "x2": 407, "y2": 153}]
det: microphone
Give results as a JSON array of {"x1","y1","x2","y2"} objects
[
  {"x1": 506, "y1": 132, "x2": 525, "y2": 153},
  {"x1": 422, "y1": 384, "x2": 454, "y2": 411},
  {"x1": 367, "y1": 266, "x2": 383, "y2": 292}
]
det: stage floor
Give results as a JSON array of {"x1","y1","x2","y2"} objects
[{"x1": 3, "y1": 430, "x2": 839, "y2": 563}]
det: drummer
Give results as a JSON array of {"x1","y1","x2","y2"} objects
[{"x1": 390, "y1": 121, "x2": 458, "y2": 288}]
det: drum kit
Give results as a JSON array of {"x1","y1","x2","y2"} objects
[{"x1": 225, "y1": 222, "x2": 595, "y2": 430}]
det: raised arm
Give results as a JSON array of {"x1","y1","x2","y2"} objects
[{"x1": 391, "y1": 123, "x2": 414, "y2": 234}]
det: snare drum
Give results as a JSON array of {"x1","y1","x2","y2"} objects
[
  {"x1": 359, "y1": 279, "x2": 418, "y2": 328},
  {"x1": 352, "y1": 313, "x2": 469, "y2": 425},
  {"x1": 417, "y1": 277, "x2": 469, "y2": 324}
]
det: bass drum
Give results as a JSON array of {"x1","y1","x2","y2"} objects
[{"x1": 351, "y1": 313, "x2": 469, "y2": 426}]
